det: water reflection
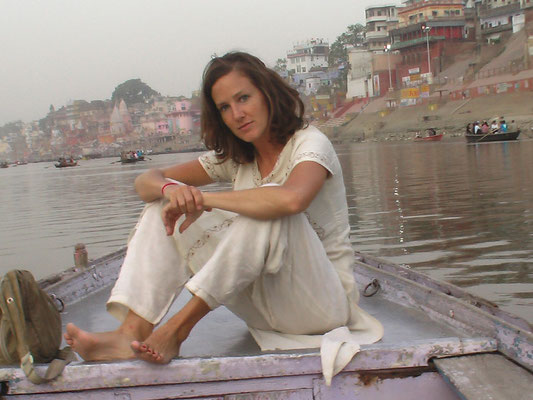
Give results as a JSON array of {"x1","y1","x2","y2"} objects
[
  {"x1": 338, "y1": 139, "x2": 533, "y2": 322},
  {"x1": 1, "y1": 140, "x2": 532, "y2": 322}
]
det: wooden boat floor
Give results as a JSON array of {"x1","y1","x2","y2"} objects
[{"x1": 62, "y1": 283, "x2": 465, "y2": 359}]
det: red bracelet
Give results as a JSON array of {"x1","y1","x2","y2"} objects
[{"x1": 161, "y1": 182, "x2": 178, "y2": 195}]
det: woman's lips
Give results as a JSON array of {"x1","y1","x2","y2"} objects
[{"x1": 239, "y1": 121, "x2": 253, "y2": 130}]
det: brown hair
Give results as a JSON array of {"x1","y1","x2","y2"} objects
[{"x1": 201, "y1": 52, "x2": 305, "y2": 163}]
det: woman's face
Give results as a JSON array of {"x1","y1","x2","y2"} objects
[{"x1": 211, "y1": 70, "x2": 270, "y2": 146}]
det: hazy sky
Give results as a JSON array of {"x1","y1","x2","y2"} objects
[{"x1": 1, "y1": 0, "x2": 398, "y2": 125}]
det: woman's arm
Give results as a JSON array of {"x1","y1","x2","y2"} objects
[
  {"x1": 134, "y1": 159, "x2": 213, "y2": 203},
  {"x1": 203, "y1": 161, "x2": 328, "y2": 220}
]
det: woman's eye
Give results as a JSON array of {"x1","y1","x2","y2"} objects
[
  {"x1": 219, "y1": 105, "x2": 228, "y2": 112},
  {"x1": 239, "y1": 95, "x2": 249, "y2": 102}
]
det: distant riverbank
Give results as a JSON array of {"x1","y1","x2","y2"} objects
[{"x1": 330, "y1": 91, "x2": 533, "y2": 142}]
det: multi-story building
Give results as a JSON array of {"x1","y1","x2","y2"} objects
[
  {"x1": 347, "y1": 49, "x2": 374, "y2": 98},
  {"x1": 477, "y1": 0, "x2": 525, "y2": 42},
  {"x1": 167, "y1": 100, "x2": 194, "y2": 135},
  {"x1": 390, "y1": 0, "x2": 467, "y2": 80},
  {"x1": 287, "y1": 39, "x2": 329, "y2": 75},
  {"x1": 365, "y1": 4, "x2": 400, "y2": 52}
]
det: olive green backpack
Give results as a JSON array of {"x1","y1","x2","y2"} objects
[{"x1": 0, "y1": 270, "x2": 76, "y2": 384}]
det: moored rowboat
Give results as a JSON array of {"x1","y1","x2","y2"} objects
[
  {"x1": 415, "y1": 133, "x2": 444, "y2": 142},
  {"x1": 0, "y1": 248, "x2": 531, "y2": 398},
  {"x1": 465, "y1": 130, "x2": 521, "y2": 143}
]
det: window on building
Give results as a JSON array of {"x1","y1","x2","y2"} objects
[{"x1": 433, "y1": 11, "x2": 438, "y2": 17}]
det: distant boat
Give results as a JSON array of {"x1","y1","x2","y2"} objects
[
  {"x1": 119, "y1": 151, "x2": 146, "y2": 164},
  {"x1": 55, "y1": 159, "x2": 78, "y2": 168},
  {"x1": 0, "y1": 161, "x2": 8, "y2": 168},
  {"x1": 465, "y1": 130, "x2": 521, "y2": 143},
  {"x1": 120, "y1": 155, "x2": 145, "y2": 164},
  {"x1": 415, "y1": 133, "x2": 444, "y2": 142},
  {"x1": 415, "y1": 128, "x2": 444, "y2": 142}
]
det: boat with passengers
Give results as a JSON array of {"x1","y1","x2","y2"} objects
[{"x1": 466, "y1": 129, "x2": 521, "y2": 143}]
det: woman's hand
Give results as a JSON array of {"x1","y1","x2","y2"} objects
[{"x1": 161, "y1": 184, "x2": 210, "y2": 235}]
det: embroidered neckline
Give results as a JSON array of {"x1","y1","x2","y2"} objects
[{"x1": 252, "y1": 135, "x2": 296, "y2": 186}]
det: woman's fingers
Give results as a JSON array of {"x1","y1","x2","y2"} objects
[
  {"x1": 161, "y1": 203, "x2": 182, "y2": 236},
  {"x1": 178, "y1": 210, "x2": 203, "y2": 233},
  {"x1": 165, "y1": 185, "x2": 204, "y2": 214}
]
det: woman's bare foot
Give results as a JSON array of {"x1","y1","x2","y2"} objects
[
  {"x1": 130, "y1": 323, "x2": 185, "y2": 364},
  {"x1": 65, "y1": 323, "x2": 138, "y2": 361},
  {"x1": 130, "y1": 295, "x2": 210, "y2": 364}
]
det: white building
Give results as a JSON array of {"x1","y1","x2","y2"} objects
[
  {"x1": 346, "y1": 48, "x2": 374, "y2": 99},
  {"x1": 287, "y1": 39, "x2": 329, "y2": 74},
  {"x1": 365, "y1": 4, "x2": 399, "y2": 52}
]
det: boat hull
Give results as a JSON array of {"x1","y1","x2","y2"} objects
[
  {"x1": 0, "y1": 249, "x2": 530, "y2": 398},
  {"x1": 120, "y1": 156, "x2": 145, "y2": 164},
  {"x1": 54, "y1": 162, "x2": 78, "y2": 168},
  {"x1": 415, "y1": 133, "x2": 444, "y2": 142},
  {"x1": 465, "y1": 130, "x2": 520, "y2": 143}
]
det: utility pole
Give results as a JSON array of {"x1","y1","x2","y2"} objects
[
  {"x1": 422, "y1": 25, "x2": 432, "y2": 78},
  {"x1": 385, "y1": 44, "x2": 393, "y2": 91}
]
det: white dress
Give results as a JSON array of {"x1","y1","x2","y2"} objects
[{"x1": 107, "y1": 125, "x2": 383, "y2": 383}]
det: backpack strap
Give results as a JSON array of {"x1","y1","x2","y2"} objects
[{"x1": 21, "y1": 347, "x2": 76, "y2": 384}]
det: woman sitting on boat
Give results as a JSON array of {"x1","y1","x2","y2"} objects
[{"x1": 65, "y1": 52, "x2": 383, "y2": 370}]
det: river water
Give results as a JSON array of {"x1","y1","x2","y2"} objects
[{"x1": 1, "y1": 139, "x2": 532, "y2": 322}]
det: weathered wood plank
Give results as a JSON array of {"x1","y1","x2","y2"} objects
[
  {"x1": 353, "y1": 258, "x2": 533, "y2": 370},
  {"x1": 0, "y1": 337, "x2": 496, "y2": 395},
  {"x1": 314, "y1": 371, "x2": 460, "y2": 400},
  {"x1": 434, "y1": 354, "x2": 533, "y2": 400},
  {"x1": 354, "y1": 252, "x2": 532, "y2": 332}
]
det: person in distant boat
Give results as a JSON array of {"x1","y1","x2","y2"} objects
[
  {"x1": 64, "y1": 52, "x2": 383, "y2": 365},
  {"x1": 481, "y1": 121, "x2": 489, "y2": 134},
  {"x1": 508, "y1": 120, "x2": 517, "y2": 132},
  {"x1": 473, "y1": 121, "x2": 481, "y2": 134},
  {"x1": 427, "y1": 128, "x2": 437, "y2": 137},
  {"x1": 500, "y1": 120, "x2": 507, "y2": 133},
  {"x1": 466, "y1": 123, "x2": 473, "y2": 134},
  {"x1": 491, "y1": 120, "x2": 499, "y2": 134}
]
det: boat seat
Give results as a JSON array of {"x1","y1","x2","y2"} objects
[{"x1": 434, "y1": 353, "x2": 533, "y2": 400}]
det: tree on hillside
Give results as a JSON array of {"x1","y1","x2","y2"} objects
[
  {"x1": 111, "y1": 79, "x2": 160, "y2": 106},
  {"x1": 328, "y1": 23, "x2": 366, "y2": 66},
  {"x1": 0, "y1": 121, "x2": 23, "y2": 138},
  {"x1": 273, "y1": 58, "x2": 287, "y2": 73},
  {"x1": 328, "y1": 23, "x2": 366, "y2": 91}
]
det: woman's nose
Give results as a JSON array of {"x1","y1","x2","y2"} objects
[{"x1": 232, "y1": 105, "x2": 245, "y2": 120}]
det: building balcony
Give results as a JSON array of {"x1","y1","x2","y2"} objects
[
  {"x1": 480, "y1": 23, "x2": 513, "y2": 36},
  {"x1": 390, "y1": 35, "x2": 445, "y2": 50},
  {"x1": 479, "y1": 2, "x2": 520, "y2": 19},
  {"x1": 394, "y1": 18, "x2": 465, "y2": 34},
  {"x1": 366, "y1": 15, "x2": 399, "y2": 23},
  {"x1": 399, "y1": 15, "x2": 465, "y2": 28},
  {"x1": 366, "y1": 30, "x2": 390, "y2": 40},
  {"x1": 400, "y1": 0, "x2": 463, "y2": 13}
]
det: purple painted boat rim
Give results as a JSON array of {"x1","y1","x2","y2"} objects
[{"x1": 0, "y1": 249, "x2": 530, "y2": 398}]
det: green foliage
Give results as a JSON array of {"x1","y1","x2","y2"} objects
[
  {"x1": 0, "y1": 121, "x2": 23, "y2": 138},
  {"x1": 328, "y1": 23, "x2": 366, "y2": 92},
  {"x1": 273, "y1": 58, "x2": 287, "y2": 72},
  {"x1": 328, "y1": 23, "x2": 366, "y2": 66},
  {"x1": 111, "y1": 79, "x2": 160, "y2": 106}
]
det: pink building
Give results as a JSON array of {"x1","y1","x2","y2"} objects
[
  {"x1": 167, "y1": 100, "x2": 194, "y2": 135},
  {"x1": 156, "y1": 121, "x2": 169, "y2": 134}
]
